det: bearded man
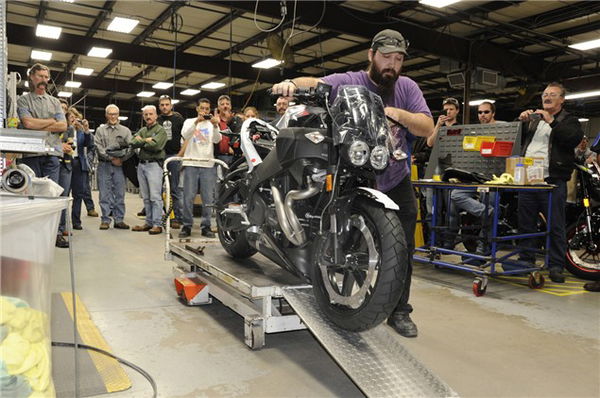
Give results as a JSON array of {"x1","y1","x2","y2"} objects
[{"x1": 272, "y1": 29, "x2": 433, "y2": 338}]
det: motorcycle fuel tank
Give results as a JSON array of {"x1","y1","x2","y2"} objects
[{"x1": 276, "y1": 127, "x2": 330, "y2": 167}]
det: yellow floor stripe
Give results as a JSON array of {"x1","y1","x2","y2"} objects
[
  {"x1": 495, "y1": 276, "x2": 588, "y2": 296},
  {"x1": 61, "y1": 292, "x2": 131, "y2": 392}
]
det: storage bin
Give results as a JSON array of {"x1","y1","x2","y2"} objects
[
  {"x1": 1, "y1": 195, "x2": 68, "y2": 398},
  {"x1": 480, "y1": 141, "x2": 514, "y2": 157},
  {"x1": 462, "y1": 135, "x2": 496, "y2": 151}
]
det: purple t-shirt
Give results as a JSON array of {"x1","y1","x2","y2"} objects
[{"x1": 322, "y1": 71, "x2": 432, "y2": 192}]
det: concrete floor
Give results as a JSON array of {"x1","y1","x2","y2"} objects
[{"x1": 52, "y1": 192, "x2": 600, "y2": 398}]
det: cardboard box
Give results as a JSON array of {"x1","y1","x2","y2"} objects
[{"x1": 505, "y1": 156, "x2": 545, "y2": 184}]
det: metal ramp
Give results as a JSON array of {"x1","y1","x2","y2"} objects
[{"x1": 283, "y1": 288, "x2": 458, "y2": 398}]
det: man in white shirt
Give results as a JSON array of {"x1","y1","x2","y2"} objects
[{"x1": 178, "y1": 98, "x2": 222, "y2": 238}]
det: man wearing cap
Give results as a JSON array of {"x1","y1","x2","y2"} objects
[{"x1": 272, "y1": 29, "x2": 433, "y2": 338}]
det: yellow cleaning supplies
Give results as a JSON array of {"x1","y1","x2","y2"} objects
[{"x1": 484, "y1": 173, "x2": 515, "y2": 185}]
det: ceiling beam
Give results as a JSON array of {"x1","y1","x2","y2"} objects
[
  {"x1": 427, "y1": 1, "x2": 523, "y2": 30},
  {"x1": 177, "y1": 9, "x2": 244, "y2": 53},
  {"x1": 36, "y1": 0, "x2": 48, "y2": 23}
]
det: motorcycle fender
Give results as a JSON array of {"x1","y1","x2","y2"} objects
[{"x1": 357, "y1": 187, "x2": 399, "y2": 211}]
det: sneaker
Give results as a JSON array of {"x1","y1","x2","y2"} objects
[
  {"x1": 55, "y1": 235, "x2": 69, "y2": 248},
  {"x1": 87, "y1": 210, "x2": 99, "y2": 217},
  {"x1": 73, "y1": 224, "x2": 83, "y2": 230},
  {"x1": 132, "y1": 224, "x2": 152, "y2": 232},
  {"x1": 114, "y1": 222, "x2": 130, "y2": 230},
  {"x1": 99, "y1": 222, "x2": 110, "y2": 230},
  {"x1": 137, "y1": 208, "x2": 146, "y2": 218},
  {"x1": 201, "y1": 228, "x2": 216, "y2": 238},
  {"x1": 178, "y1": 226, "x2": 191, "y2": 238},
  {"x1": 387, "y1": 312, "x2": 418, "y2": 338},
  {"x1": 148, "y1": 226, "x2": 163, "y2": 235},
  {"x1": 584, "y1": 281, "x2": 600, "y2": 292},
  {"x1": 170, "y1": 220, "x2": 182, "y2": 229},
  {"x1": 549, "y1": 268, "x2": 565, "y2": 283}
]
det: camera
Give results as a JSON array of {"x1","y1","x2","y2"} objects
[
  {"x1": 529, "y1": 113, "x2": 542, "y2": 122},
  {"x1": 202, "y1": 114, "x2": 212, "y2": 120}
]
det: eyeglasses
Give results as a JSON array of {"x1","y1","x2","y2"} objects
[
  {"x1": 478, "y1": 110, "x2": 491, "y2": 114},
  {"x1": 443, "y1": 98, "x2": 459, "y2": 106},
  {"x1": 541, "y1": 92, "x2": 560, "y2": 98},
  {"x1": 159, "y1": 95, "x2": 171, "y2": 99},
  {"x1": 372, "y1": 37, "x2": 410, "y2": 51},
  {"x1": 107, "y1": 112, "x2": 119, "y2": 116}
]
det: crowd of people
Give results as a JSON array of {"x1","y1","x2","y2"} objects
[{"x1": 14, "y1": 26, "x2": 599, "y2": 341}]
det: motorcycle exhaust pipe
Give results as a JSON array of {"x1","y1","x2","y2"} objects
[{"x1": 271, "y1": 180, "x2": 320, "y2": 246}]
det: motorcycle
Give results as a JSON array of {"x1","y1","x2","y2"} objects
[
  {"x1": 565, "y1": 161, "x2": 600, "y2": 280},
  {"x1": 215, "y1": 84, "x2": 408, "y2": 331}
]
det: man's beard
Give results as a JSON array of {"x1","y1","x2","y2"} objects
[{"x1": 368, "y1": 63, "x2": 399, "y2": 99}]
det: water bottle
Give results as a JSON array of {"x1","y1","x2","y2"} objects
[{"x1": 514, "y1": 163, "x2": 525, "y2": 185}]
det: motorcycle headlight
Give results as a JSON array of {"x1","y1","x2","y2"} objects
[
  {"x1": 370, "y1": 145, "x2": 389, "y2": 170},
  {"x1": 348, "y1": 140, "x2": 369, "y2": 166}
]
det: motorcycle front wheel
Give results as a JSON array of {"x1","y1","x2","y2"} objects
[
  {"x1": 565, "y1": 217, "x2": 600, "y2": 280},
  {"x1": 311, "y1": 197, "x2": 407, "y2": 331}
]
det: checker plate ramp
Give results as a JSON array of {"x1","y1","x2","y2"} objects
[{"x1": 282, "y1": 287, "x2": 459, "y2": 398}]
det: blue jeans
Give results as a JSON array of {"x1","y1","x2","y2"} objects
[
  {"x1": 449, "y1": 189, "x2": 496, "y2": 252},
  {"x1": 165, "y1": 155, "x2": 183, "y2": 222},
  {"x1": 70, "y1": 158, "x2": 94, "y2": 227},
  {"x1": 137, "y1": 161, "x2": 164, "y2": 227},
  {"x1": 182, "y1": 166, "x2": 216, "y2": 230},
  {"x1": 19, "y1": 155, "x2": 60, "y2": 182},
  {"x1": 518, "y1": 179, "x2": 567, "y2": 271},
  {"x1": 97, "y1": 161, "x2": 126, "y2": 224},
  {"x1": 58, "y1": 162, "x2": 72, "y2": 233}
]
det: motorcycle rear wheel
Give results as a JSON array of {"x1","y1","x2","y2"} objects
[
  {"x1": 311, "y1": 197, "x2": 407, "y2": 331},
  {"x1": 565, "y1": 219, "x2": 600, "y2": 280}
]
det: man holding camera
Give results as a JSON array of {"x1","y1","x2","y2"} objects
[
  {"x1": 517, "y1": 82, "x2": 583, "y2": 283},
  {"x1": 177, "y1": 98, "x2": 222, "y2": 239},
  {"x1": 95, "y1": 104, "x2": 133, "y2": 230}
]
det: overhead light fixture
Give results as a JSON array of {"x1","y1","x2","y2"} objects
[
  {"x1": 181, "y1": 88, "x2": 201, "y2": 96},
  {"x1": 65, "y1": 81, "x2": 82, "y2": 88},
  {"x1": 152, "y1": 82, "x2": 173, "y2": 90},
  {"x1": 36, "y1": 24, "x2": 62, "y2": 39},
  {"x1": 60, "y1": 0, "x2": 75, "y2": 3},
  {"x1": 578, "y1": 118, "x2": 589, "y2": 122},
  {"x1": 137, "y1": 91, "x2": 155, "y2": 97},
  {"x1": 200, "y1": 82, "x2": 226, "y2": 90},
  {"x1": 31, "y1": 50, "x2": 52, "y2": 61},
  {"x1": 171, "y1": 99, "x2": 180, "y2": 105},
  {"x1": 74, "y1": 67, "x2": 94, "y2": 76},
  {"x1": 565, "y1": 90, "x2": 600, "y2": 100},
  {"x1": 88, "y1": 129, "x2": 95, "y2": 133},
  {"x1": 24, "y1": 81, "x2": 29, "y2": 88},
  {"x1": 87, "y1": 47, "x2": 112, "y2": 58},
  {"x1": 251, "y1": 58, "x2": 283, "y2": 69},
  {"x1": 469, "y1": 99, "x2": 496, "y2": 106},
  {"x1": 118, "y1": 116, "x2": 128, "y2": 121},
  {"x1": 107, "y1": 17, "x2": 139, "y2": 33},
  {"x1": 419, "y1": 0, "x2": 462, "y2": 8},
  {"x1": 57, "y1": 91, "x2": 73, "y2": 98},
  {"x1": 569, "y1": 38, "x2": 600, "y2": 51}
]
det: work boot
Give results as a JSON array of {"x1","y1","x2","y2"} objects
[
  {"x1": 87, "y1": 210, "x2": 99, "y2": 217},
  {"x1": 178, "y1": 226, "x2": 191, "y2": 238},
  {"x1": 148, "y1": 226, "x2": 163, "y2": 235},
  {"x1": 584, "y1": 281, "x2": 600, "y2": 292},
  {"x1": 387, "y1": 312, "x2": 418, "y2": 338},
  {"x1": 170, "y1": 220, "x2": 182, "y2": 229},
  {"x1": 549, "y1": 268, "x2": 565, "y2": 283},
  {"x1": 132, "y1": 224, "x2": 152, "y2": 232},
  {"x1": 55, "y1": 235, "x2": 69, "y2": 248},
  {"x1": 137, "y1": 208, "x2": 146, "y2": 218},
  {"x1": 201, "y1": 227, "x2": 215, "y2": 238},
  {"x1": 99, "y1": 222, "x2": 110, "y2": 230},
  {"x1": 114, "y1": 221, "x2": 130, "y2": 230},
  {"x1": 73, "y1": 224, "x2": 83, "y2": 230}
]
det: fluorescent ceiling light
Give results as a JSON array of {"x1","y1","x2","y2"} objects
[
  {"x1": 60, "y1": 0, "x2": 75, "y2": 3},
  {"x1": 36, "y1": 24, "x2": 62, "y2": 39},
  {"x1": 88, "y1": 129, "x2": 95, "y2": 133},
  {"x1": 74, "y1": 67, "x2": 94, "y2": 76},
  {"x1": 57, "y1": 91, "x2": 72, "y2": 98},
  {"x1": 171, "y1": 99, "x2": 180, "y2": 105},
  {"x1": 31, "y1": 50, "x2": 52, "y2": 61},
  {"x1": 118, "y1": 116, "x2": 128, "y2": 121},
  {"x1": 565, "y1": 90, "x2": 600, "y2": 100},
  {"x1": 569, "y1": 38, "x2": 600, "y2": 51},
  {"x1": 87, "y1": 47, "x2": 112, "y2": 58},
  {"x1": 252, "y1": 58, "x2": 283, "y2": 69},
  {"x1": 152, "y1": 82, "x2": 173, "y2": 90},
  {"x1": 65, "y1": 81, "x2": 82, "y2": 88},
  {"x1": 137, "y1": 91, "x2": 155, "y2": 97},
  {"x1": 200, "y1": 82, "x2": 226, "y2": 90},
  {"x1": 419, "y1": 0, "x2": 461, "y2": 8},
  {"x1": 578, "y1": 118, "x2": 589, "y2": 122},
  {"x1": 180, "y1": 88, "x2": 201, "y2": 96},
  {"x1": 107, "y1": 17, "x2": 139, "y2": 33},
  {"x1": 469, "y1": 99, "x2": 496, "y2": 106}
]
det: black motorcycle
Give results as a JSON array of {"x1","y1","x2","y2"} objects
[
  {"x1": 215, "y1": 84, "x2": 408, "y2": 331},
  {"x1": 566, "y1": 161, "x2": 600, "y2": 280}
]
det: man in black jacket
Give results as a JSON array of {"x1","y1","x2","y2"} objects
[{"x1": 517, "y1": 82, "x2": 583, "y2": 283}]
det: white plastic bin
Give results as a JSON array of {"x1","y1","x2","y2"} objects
[{"x1": 1, "y1": 195, "x2": 68, "y2": 398}]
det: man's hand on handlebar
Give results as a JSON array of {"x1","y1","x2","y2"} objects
[{"x1": 272, "y1": 80, "x2": 296, "y2": 97}]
